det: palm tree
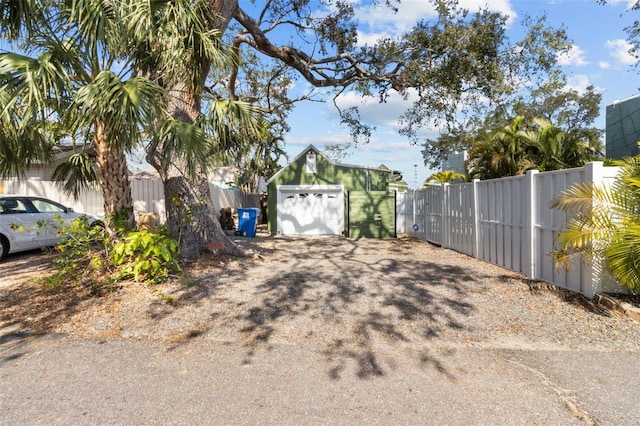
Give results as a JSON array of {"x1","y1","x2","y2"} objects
[
  {"x1": 467, "y1": 116, "x2": 535, "y2": 179},
  {"x1": 551, "y1": 156, "x2": 640, "y2": 292},
  {"x1": 125, "y1": 0, "x2": 263, "y2": 256},
  {"x1": 519, "y1": 118, "x2": 567, "y2": 171},
  {"x1": 424, "y1": 170, "x2": 466, "y2": 185},
  {"x1": 0, "y1": 1, "x2": 165, "y2": 229},
  {"x1": 1, "y1": 1, "x2": 262, "y2": 256},
  {"x1": 520, "y1": 118, "x2": 602, "y2": 172}
]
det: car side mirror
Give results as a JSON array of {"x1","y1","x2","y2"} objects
[{"x1": 66, "y1": 207, "x2": 74, "y2": 213}]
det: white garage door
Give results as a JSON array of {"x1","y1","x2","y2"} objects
[{"x1": 277, "y1": 185, "x2": 344, "y2": 235}]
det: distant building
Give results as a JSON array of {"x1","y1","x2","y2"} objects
[
  {"x1": 443, "y1": 151, "x2": 468, "y2": 175},
  {"x1": 378, "y1": 164, "x2": 408, "y2": 192},
  {"x1": 606, "y1": 94, "x2": 640, "y2": 159}
]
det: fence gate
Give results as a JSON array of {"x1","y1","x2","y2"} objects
[{"x1": 347, "y1": 191, "x2": 396, "y2": 239}]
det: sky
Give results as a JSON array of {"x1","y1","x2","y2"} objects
[{"x1": 280, "y1": 0, "x2": 640, "y2": 189}]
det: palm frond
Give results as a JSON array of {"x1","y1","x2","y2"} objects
[
  {"x1": 552, "y1": 154, "x2": 640, "y2": 291},
  {"x1": 550, "y1": 181, "x2": 629, "y2": 214},
  {"x1": 0, "y1": 124, "x2": 53, "y2": 178},
  {"x1": 606, "y1": 224, "x2": 640, "y2": 291},
  {"x1": 0, "y1": 51, "x2": 71, "y2": 122},
  {"x1": 73, "y1": 71, "x2": 165, "y2": 149},
  {"x1": 0, "y1": 0, "x2": 42, "y2": 40},
  {"x1": 203, "y1": 100, "x2": 263, "y2": 139},
  {"x1": 149, "y1": 118, "x2": 211, "y2": 180},
  {"x1": 0, "y1": 80, "x2": 54, "y2": 177},
  {"x1": 51, "y1": 151, "x2": 100, "y2": 199},
  {"x1": 69, "y1": 0, "x2": 119, "y2": 47},
  {"x1": 124, "y1": 0, "x2": 232, "y2": 86}
]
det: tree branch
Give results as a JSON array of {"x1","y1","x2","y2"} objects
[{"x1": 233, "y1": 7, "x2": 403, "y2": 90}]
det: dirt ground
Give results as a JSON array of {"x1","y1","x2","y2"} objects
[{"x1": 2, "y1": 229, "x2": 640, "y2": 369}]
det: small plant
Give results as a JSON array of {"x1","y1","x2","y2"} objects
[
  {"x1": 43, "y1": 216, "x2": 181, "y2": 291},
  {"x1": 44, "y1": 216, "x2": 110, "y2": 287},
  {"x1": 111, "y1": 230, "x2": 181, "y2": 284},
  {"x1": 152, "y1": 289, "x2": 175, "y2": 304}
]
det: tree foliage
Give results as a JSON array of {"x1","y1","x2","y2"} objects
[
  {"x1": 0, "y1": 0, "x2": 168, "y2": 228},
  {"x1": 466, "y1": 116, "x2": 535, "y2": 180},
  {"x1": 424, "y1": 170, "x2": 466, "y2": 185},
  {"x1": 422, "y1": 81, "x2": 603, "y2": 171},
  {"x1": 466, "y1": 116, "x2": 602, "y2": 180}
]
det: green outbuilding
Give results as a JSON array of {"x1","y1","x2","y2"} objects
[{"x1": 266, "y1": 145, "x2": 397, "y2": 238}]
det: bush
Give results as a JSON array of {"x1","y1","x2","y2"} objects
[
  {"x1": 43, "y1": 217, "x2": 181, "y2": 289},
  {"x1": 112, "y1": 230, "x2": 181, "y2": 284},
  {"x1": 43, "y1": 216, "x2": 110, "y2": 288}
]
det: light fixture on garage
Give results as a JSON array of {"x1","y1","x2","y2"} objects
[{"x1": 306, "y1": 151, "x2": 317, "y2": 174}]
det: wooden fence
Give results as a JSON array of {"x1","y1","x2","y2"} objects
[
  {"x1": 0, "y1": 178, "x2": 259, "y2": 223},
  {"x1": 397, "y1": 162, "x2": 625, "y2": 298}
]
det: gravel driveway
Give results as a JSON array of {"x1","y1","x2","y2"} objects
[
  {"x1": 4, "y1": 233, "x2": 640, "y2": 366},
  {"x1": 3, "y1": 233, "x2": 640, "y2": 424}
]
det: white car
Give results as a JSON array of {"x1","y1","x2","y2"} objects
[{"x1": 0, "y1": 195, "x2": 102, "y2": 261}]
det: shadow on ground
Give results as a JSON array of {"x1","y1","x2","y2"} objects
[
  {"x1": 165, "y1": 236, "x2": 488, "y2": 380},
  {"x1": 0, "y1": 236, "x2": 513, "y2": 381}
]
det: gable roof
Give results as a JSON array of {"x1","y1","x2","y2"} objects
[{"x1": 267, "y1": 144, "x2": 391, "y2": 183}]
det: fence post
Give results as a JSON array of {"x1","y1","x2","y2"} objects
[
  {"x1": 523, "y1": 169, "x2": 539, "y2": 278},
  {"x1": 582, "y1": 162, "x2": 606, "y2": 298},
  {"x1": 410, "y1": 189, "x2": 415, "y2": 235},
  {"x1": 441, "y1": 183, "x2": 449, "y2": 249},
  {"x1": 471, "y1": 179, "x2": 479, "y2": 258}
]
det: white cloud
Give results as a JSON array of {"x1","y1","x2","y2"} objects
[
  {"x1": 356, "y1": 30, "x2": 392, "y2": 46},
  {"x1": 557, "y1": 44, "x2": 588, "y2": 66},
  {"x1": 565, "y1": 74, "x2": 601, "y2": 94},
  {"x1": 353, "y1": 0, "x2": 517, "y2": 46},
  {"x1": 606, "y1": 39, "x2": 638, "y2": 66},
  {"x1": 599, "y1": 61, "x2": 611, "y2": 69},
  {"x1": 331, "y1": 89, "x2": 417, "y2": 129},
  {"x1": 606, "y1": 0, "x2": 637, "y2": 9},
  {"x1": 354, "y1": 1, "x2": 437, "y2": 37},
  {"x1": 459, "y1": 0, "x2": 516, "y2": 22}
]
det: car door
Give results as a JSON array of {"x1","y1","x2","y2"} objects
[
  {"x1": 28, "y1": 198, "x2": 76, "y2": 245},
  {"x1": 0, "y1": 197, "x2": 43, "y2": 250}
]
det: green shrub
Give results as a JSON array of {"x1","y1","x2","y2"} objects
[
  {"x1": 552, "y1": 156, "x2": 640, "y2": 293},
  {"x1": 111, "y1": 230, "x2": 181, "y2": 284},
  {"x1": 43, "y1": 217, "x2": 181, "y2": 289},
  {"x1": 43, "y1": 216, "x2": 110, "y2": 288}
]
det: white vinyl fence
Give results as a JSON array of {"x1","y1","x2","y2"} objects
[
  {"x1": 397, "y1": 162, "x2": 625, "y2": 298},
  {"x1": 0, "y1": 178, "x2": 259, "y2": 223}
]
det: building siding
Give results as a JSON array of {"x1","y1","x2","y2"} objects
[{"x1": 267, "y1": 146, "x2": 391, "y2": 234}]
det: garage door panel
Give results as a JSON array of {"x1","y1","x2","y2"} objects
[{"x1": 277, "y1": 186, "x2": 344, "y2": 235}]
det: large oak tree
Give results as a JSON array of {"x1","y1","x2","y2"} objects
[{"x1": 144, "y1": 0, "x2": 579, "y2": 256}]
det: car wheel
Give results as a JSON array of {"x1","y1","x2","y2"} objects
[{"x1": 0, "y1": 235, "x2": 8, "y2": 262}]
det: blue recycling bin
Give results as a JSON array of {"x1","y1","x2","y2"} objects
[{"x1": 237, "y1": 207, "x2": 259, "y2": 237}]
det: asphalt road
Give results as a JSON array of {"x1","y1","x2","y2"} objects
[{"x1": 2, "y1": 333, "x2": 639, "y2": 425}]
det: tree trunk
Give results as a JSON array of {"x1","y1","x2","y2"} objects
[
  {"x1": 94, "y1": 120, "x2": 134, "y2": 230},
  {"x1": 144, "y1": 1, "x2": 248, "y2": 258},
  {"x1": 163, "y1": 170, "x2": 244, "y2": 258}
]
